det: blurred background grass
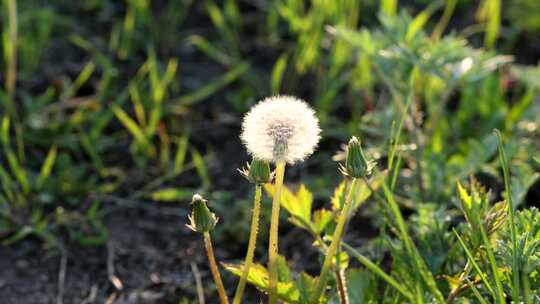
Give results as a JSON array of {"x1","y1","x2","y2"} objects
[{"x1": 0, "y1": 0, "x2": 539, "y2": 303}]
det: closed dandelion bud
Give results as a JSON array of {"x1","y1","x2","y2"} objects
[
  {"x1": 241, "y1": 95, "x2": 321, "y2": 164},
  {"x1": 239, "y1": 159, "x2": 272, "y2": 184},
  {"x1": 186, "y1": 194, "x2": 218, "y2": 233},
  {"x1": 341, "y1": 136, "x2": 374, "y2": 178}
]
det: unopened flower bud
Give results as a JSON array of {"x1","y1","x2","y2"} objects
[
  {"x1": 239, "y1": 159, "x2": 273, "y2": 184},
  {"x1": 340, "y1": 136, "x2": 374, "y2": 178},
  {"x1": 186, "y1": 194, "x2": 218, "y2": 233}
]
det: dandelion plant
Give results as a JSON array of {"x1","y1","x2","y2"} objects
[
  {"x1": 240, "y1": 96, "x2": 320, "y2": 304},
  {"x1": 311, "y1": 136, "x2": 374, "y2": 302},
  {"x1": 233, "y1": 159, "x2": 272, "y2": 304},
  {"x1": 187, "y1": 194, "x2": 229, "y2": 304}
]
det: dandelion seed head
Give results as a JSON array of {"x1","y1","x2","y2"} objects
[{"x1": 241, "y1": 95, "x2": 321, "y2": 164}]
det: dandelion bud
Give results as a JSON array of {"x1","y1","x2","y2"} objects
[
  {"x1": 239, "y1": 158, "x2": 272, "y2": 184},
  {"x1": 186, "y1": 194, "x2": 218, "y2": 233},
  {"x1": 340, "y1": 136, "x2": 374, "y2": 178},
  {"x1": 241, "y1": 95, "x2": 321, "y2": 164}
]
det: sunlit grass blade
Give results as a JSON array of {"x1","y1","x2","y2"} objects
[
  {"x1": 476, "y1": 0, "x2": 500, "y2": 48},
  {"x1": 112, "y1": 106, "x2": 153, "y2": 155},
  {"x1": 174, "y1": 62, "x2": 249, "y2": 106},
  {"x1": 174, "y1": 134, "x2": 189, "y2": 173},
  {"x1": 129, "y1": 82, "x2": 146, "y2": 127},
  {"x1": 494, "y1": 129, "x2": 520, "y2": 301},
  {"x1": 188, "y1": 35, "x2": 231, "y2": 66},
  {"x1": 405, "y1": 0, "x2": 444, "y2": 42},
  {"x1": 431, "y1": 0, "x2": 457, "y2": 40},
  {"x1": 37, "y1": 145, "x2": 57, "y2": 190},
  {"x1": 271, "y1": 54, "x2": 288, "y2": 94},
  {"x1": 192, "y1": 148, "x2": 211, "y2": 189},
  {"x1": 6, "y1": 149, "x2": 29, "y2": 194},
  {"x1": 380, "y1": 0, "x2": 397, "y2": 16}
]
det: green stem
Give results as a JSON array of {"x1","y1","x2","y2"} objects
[
  {"x1": 233, "y1": 185, "x2": 262, "y2": 304},
  {"x1": 495, "y1": 129, "x2": 520, "y2": 301},
  {"x1": 479, "y1": 224, "x2": 505, "y2": 304},
  {"x1": 268, "y1": 161, "x2": 286, "y2": 304},
  {"x1": 342, "y1": 242, "x2": 414, "y2": 302},
  {"x1": 310, "y1": 178, "x2": 360, "y2": 303},
  {"x1": 203, "y1": 232, "x2": 229, "y2": 304}
]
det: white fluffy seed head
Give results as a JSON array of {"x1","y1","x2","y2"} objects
[{"x1": 241, "y1": 95, "x2": 321, "y2": 164}]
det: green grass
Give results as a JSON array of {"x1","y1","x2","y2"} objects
[{"x1": 1, "y1": 0, "x2": 540, "y2": 303}]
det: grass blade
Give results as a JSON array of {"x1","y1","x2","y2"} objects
[
  {"x1": 174, "y1": 62, "x2": 249, "y2": 106},
  {"x1": 37, "y1": 145, "x2": 58, "y2": 190},
  {"x1": 343, "y1": 242, "x2": 414, "y2": 302},
  {"x1": 174, "y1": 135, "x2": 189, "y2": 173},
  {"x1": 494, "y1": 129, "x2": 520, "y2": 301},
  {"x1": 379, "y1": 171, "x2": 445, "y2": 303},
  {"x1": 452, "y1": 229, "x2": 496, "y2": 298},
  {"x1": 112, "y1": 106, "x2": 153, "y2": 155}
]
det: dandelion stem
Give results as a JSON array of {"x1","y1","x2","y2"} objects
[
  {"x1": 233, "y1": 184, "x2": 262, "y2": 304},
  {"x1": 311, "y1": 178, "x2": 360, "y2": 303},
  {"x1": 203, "y1": 232, "x2": 229, "y2": 304},
  {"x1": 268, "y1": 160, "x2": 286, "y2": 304}
]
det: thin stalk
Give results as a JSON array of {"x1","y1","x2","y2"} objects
[
  {"x1": 203, "y1": 232, "x2": 229, "y2": 304},
  {"x1": 233, "y1": 185, "x2": 262, "y2": 304},
  {"x1": 310, "y1": 178, "x2": 360, "y2": 303},
  {"x1": 495, "y1": 130, "x2": 520, "y2": 301},
  {"x1": 479, "y1": 225, "x2": 505, "y2": 304},
  {"x1": 3, "y1": 0, "x2": 24, "y2": 161},
  {"x1": 268, "y1": 160, "x2": 286, "y2": 304},
  {"x1": 523, "y1": 270, "x2": 531, "y2": 304},
  {"x1": 335, "y1": 267, "x2": 349, "y2": 304},
  {"x1": 342, "y1": 242, "x2": 414, "y2": 302},
  {"x1": 4, "y1": 0, "x2": 17, "y2": 103}
]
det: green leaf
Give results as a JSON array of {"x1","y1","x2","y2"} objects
[
  {"x1": 297, "y1": 272, "x2": 317, "y2": 303},
  {"x1": 457, "y1": 181, "x2": 472, "y2": 209},
  {"x1": 277, "y1": 255, "x2": 292, "y2": 283},
  {"x1": 347, "y1": 269, "x2": 372, "y2": 303},
  {"x1": 264, "y1": 184, "x2": 313, "y2": 231},
  {"x1": 331, "y1": 181, "x2": 347, "y2": 210},
  {"x1": 223, "y1": 260, "x2": 300, "y2": 303},
  {"x1": 332, "y1": 178, "x2": 379, "y2": 213},
  {"x1": 313, "y1": 209, "x2": 333, "y2": 234}
]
